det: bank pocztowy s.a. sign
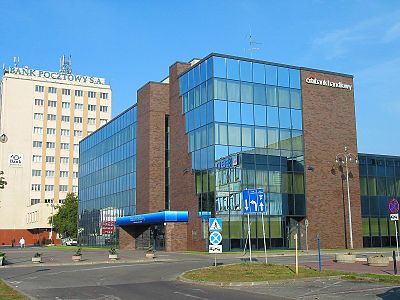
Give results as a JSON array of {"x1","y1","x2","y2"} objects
[
  {"x1": 305, "y1": 75, "x2": 352, "y2": 91},
  {"x1": 6, "y1": 67, "x2": 105, "y2": 85}
]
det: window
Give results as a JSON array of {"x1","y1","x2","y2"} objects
[
  {"x1": 88, "y1": 91, "x2": 96, "y2": 98},
  {"x1": 33, "y1": 127, "x2": 43, "y2": 134},
  {"x1": 61, "y1": 143, "x2": 69, "y2": 150},
  {"x1": 48, "y1": 100, "x2": 57, "y2": 107},
  {"x1": 100, "y1": 92, "x2": 108, "y2": 99},
  {"x1": 32, "y1": 155, "x2": 42, "y2": 162},
  {"x1": 35, "y1": 99, "x2": 44, "y2": 106},
  {"x1": 74, "y1": 130, "x2": 82, "y2": 137},
  {"x1": 73, "y1": 172, "x2": 79, "y2": 178},
  {"x1": 88, "y1": 104, "x2": 96, "y2": 111},
  {"x1": 31, "y1": 199, "x2": 40, "y2": 205},
  {"x1": 60, "y1": 171, "x2": 69, "y2": 177},
  {"x1": 59, "y1": 199, "x2": 65, "y2": 204},
  {"x1": 45, "y1": 185, "x2": 54, "y2": 191},
  {"x1": 46, "y1": 170, "x2": 54, "y2": 177},
  {"x1": 31, "y1": 184, "x2": 41, "y2": 191},
  {"x1": 46, "y1": 142, "x2": 55, "y2": 148},
  {"x1": 61, "y1": 129, "x2": 70, "y2": 136},
  {"x1": 33, "y1": 113, "x2": 43, "y2": 120},
  {"x1": 62, "y1": 88, "x2": 71, "y2": 95},
  {"x1": 60, "y1": 157, "x2": 69, "y2": 164},
  {"x1": 47, "y1": 128, "x2": 56, "y2": 135},
  {"x1": 74, "y1": 117, "x2": 82, "y2": 123},
  {"x1": 62, "y1": 102, "x2": 70, "y2": 109},
  {"x1": 33, "y1": 141, "x2": 42, "y2": 148},
  {"x1": 48, "y1": 87, "x2": 57, "y2": 94},
  {"x1": 59, "y1": 185, "x2": 68, "y2": 192},
  {"x1": 100, "y1": 105, "x2": 108, "y2": 112},
  {"x1": 73, "y1": 158, "x2": 79, "y2": 164},
  {"x1": 74, "y1": 144, "x2": 79, "y2": 151},
  {"x1": 32, "y1": 170, "x2": 41, "y2": 176},
  {"x1": 44, "y1": 199, "x2": 54, "y2": 203},
  {"x1": 74, "y1": 103, "x2": 83, "y2": 110},
  {"x1": 47, "y1": 114, "x2": 56, "y2": 121},
  {"x1": 35, "y1": 85, "x2": 44, "y2": 93},
  {"x1": 72, "y1": 186, "x2": 78, "y2": 193},
  {"x1": 46, "y1": 156, "x2": 55, "y2": 163},
  {"x1": 75, "y1": 90, "x2": 83, "y2": 97},
  {"x1": 100, "y1": 119, "x2": 107, "y2": 125},
  {"x1": 61, "y1": 115, "x2": 70, "y2": 122},
  {"x1": 88, "y1": 118, "x2": 96, "y2": 125}
]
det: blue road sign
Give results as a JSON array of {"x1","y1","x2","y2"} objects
[
  {"x1": 243, "y1": 188, "x2": 266, "y2": 213},
  {"x1": 209, "y1": 218, "x2": 222, "y2": 232},
  {"x1": 209, "y1": 231, "x2": 222, "y2": 245}
]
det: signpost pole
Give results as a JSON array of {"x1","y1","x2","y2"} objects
[
  {"x1": 261, "y1": 212, "x2": 267, "y2": 264},
  {"x1": 295, "y1": 233, "x2": 298, "y2": 275},
  {"x1": 396, "y1": 220, "x2": 399, "y2": 260},
  {"x1": 305, "y1": 220, "x2": 309, "y2": 252},
  {"x1": 247, "y1": 213, "x2": 252, "y2": 262}
]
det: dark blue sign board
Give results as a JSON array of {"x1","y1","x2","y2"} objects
[
  {"x1": 242, "y1": 188, "x2": 266, "y2": 214},
  {"x1": 116, "y1": 211, "x2": 189, "y2": 226}
]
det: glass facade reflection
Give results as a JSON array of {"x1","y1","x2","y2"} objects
[
  {"x1": 359, "y1": 153, "x2": 400, "y2": 248},
  {"x1": 180, "y1": 55, "x2": 305, "y2": 250},
  {"x1": 78, "y1": 106, "x2": 137, "y2": 246}
]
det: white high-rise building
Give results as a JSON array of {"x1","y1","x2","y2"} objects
[{"x1": 0, "y1": 58, "x2": 112, "y2": 245}]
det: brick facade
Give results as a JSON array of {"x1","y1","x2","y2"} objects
[{"x1": 301, "y1": 70, "x2": 362, "y2": 249}]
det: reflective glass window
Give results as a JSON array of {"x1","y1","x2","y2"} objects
[
  {"x1": 206, "y1": 58, "x2": 213, "y2": 79},
  {"x1": 200, "y1": 82, "x2": 207, "y2": 104},
  {"x1": 291, "y1": 109, "x2": 302, "y2": 130},
  {"x1": 213, "y1": 56, "x2": 226, "y2": 78},
  {"x1": 215, "y1": 123, "x2": 228, "y2": 145},
  {"x1": 214, "y1": 78, "x2": 226, "y2": 100},
  {"x1": 194, "y1": 86, "x2": 201, "y2": 107},
  {"x1": 226, "y1": 80, "x2": 240, "y2": 102},
  {"x1": 290, "y1": 89, "x2": 302, "y2": 109},
  {"x1": 241, "y1": 82, "x2": 253, "y2": 103},
  {"x1": 229, "y1": 146, "x2": 242, "y2": 155},
  {"x1": 188, "y1": 90, "x2": 194, "y2": 110},
  {"x1": 215, "y1": 145, "x2": 228, "y2": 160},
  {"x1": 254, "y1": 105, "x2": 267, "y2": 126},
  {"x1": 228, "y1": 124, "x2": 241, "y2": 146},
  {"x1": 266, "y1": 86, "x2": 278, "y2": 106},
  {"x1": 277, "y1": 67, "x2": 289, "y2": 87},
  {"x1": 265, "y1": 65, "x2": 277, "y2": 85},
  {"x1": 226, "y1": 59, "x2": 240, "y2": 80},
  {"x1": 267, "y1": 106, "x2": 279, "y2": 127},
  {"x1": 278, "y1": 88, "x2": 290, "y2": 108},
  {"x1": 199, "y1": 104, "x2": 207, "y2": 127},
  {"x1": 214, "y1": 100, "x2": 227, "y2": 122},
  {"x1": 188, "y1": 70, "x2": 194, "y2": 90},
  {"x1": 279, "y1": 108, "x2": 291, "y2": 128},
  {"x1": 254, "y1": 83, "x2": 266, "y2": 105},
  {"x1": 253, "y1": 63, "x2": 265, "y2": 84},
  {"x1": 200, "y1": 62, "x2": 207, "y2": 83},
  {"x1": 193, "y1": 65, "x2": 200, "y2": 87},
  {"x1": 180, "y1": 73, "x2": 188, "y2": 94},
  {"x1": 289, "y1": 69, "x2": 301, "y2": 89},
  {"x1": 280, "y1": 129, "x2": 291, "y2": 150},
  {"x1": 267, "y1": 128, "x2": 279, "y2": 149},
  {"x1": 207, "y1": 123, "x2": 214, "y2": 146},
  {"x1": 255, "y1": 127, "x2": 267, "y2": 148},
  {"x1": 207, "y1": 79, "x2": 213, "y2": 101},
  {"x1": 241, "y1": 103, "x2": 254, "y2": 125},
  {"x1": 228, "y1": 101, "x2": 241, "y2": 124},
  {"x1": 206, "y1": 101, "x2": 214, "y2": 124},
  {"x1": 242, "y1": 125, "x2": 254, "y2": 147},
  {"x1": 240, "y1": 60, "x2": 252, "y2": 82},
  {"x1": 194, "y1": 107, "x2": 201, "y2": 129}
]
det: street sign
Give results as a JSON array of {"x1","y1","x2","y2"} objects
[
  {"x1": 209, "y1": 218, "x2": 222, "y2": 232},
  {"x1": 389, "y1": 199, "x2": 400, "y2": 214},
  {"x1": 391, "y1": 214, "x2": 399, "y2": 221},
  {"x1": 209, "y1": 245, "x2": 222, "y2": 253},
  {"x1": 209, "y1": 231, "x2": 222, "y2": 245},
  {"x1": 243, "y1": 188, "x2": 266, "y2": 213},
  {"x1": 305, "y1": 219, "x2": 309, "y2": 227}
]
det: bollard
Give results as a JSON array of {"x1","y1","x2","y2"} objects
[
  {"x1": 317, "y1": 234, "x2": 322, "y2": 272},
  {"x1": 393, "y1": 250, "x2": 397, "y2": 275}
]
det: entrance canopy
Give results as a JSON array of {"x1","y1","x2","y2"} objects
[{"x1": 116, "y1": 211, "x2": 188, "y2": 226}]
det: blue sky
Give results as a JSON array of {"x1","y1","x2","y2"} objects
[{"x1": 1, "y1": 0, "x2": 399, "y2": 155}]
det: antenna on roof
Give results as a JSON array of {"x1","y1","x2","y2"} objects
[
  {"x1": 13, "y1": 56, "x2": 20, "y2": 68},
  {"x1": 59, "y1": 55, "x2": 72, "y2": 74},
  {"x1": 245, "y1": 27, "x2": 262, "y2": 59}
]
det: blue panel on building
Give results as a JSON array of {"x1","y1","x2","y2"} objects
[{"x1": 116, "y1": 211, "x2": 189, "y2": 226}]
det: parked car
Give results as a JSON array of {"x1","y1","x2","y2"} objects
[{"x1": 65, "y1": 239, "x2": 78, "y2": 246}]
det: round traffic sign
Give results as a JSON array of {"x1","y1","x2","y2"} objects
[
  {"x1": 209, "y1": 231, "x2": 222, "y2": 245},
  {"x1": 389, "y1": 198, "x2": 399, "y2": 214}
]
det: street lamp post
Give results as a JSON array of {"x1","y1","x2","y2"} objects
[
  {"x1": 335, "y1": 146, "x2": 358, "y2": 249},
  {"x1": 48, "y1": 202, "x2": 54, "y2": 245}
]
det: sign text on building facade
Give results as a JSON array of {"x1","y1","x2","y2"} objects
[{"x1": 305, "y1": 75, "x2": 352, "y2": 91}]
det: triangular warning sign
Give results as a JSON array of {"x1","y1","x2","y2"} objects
[{"x1": 210, "y1": 219, "x2": 221, "y2": 231}]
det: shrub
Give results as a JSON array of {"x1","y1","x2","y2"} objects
[{"x1": 74, "y1": 247, "x2": 82, "y2": 256}]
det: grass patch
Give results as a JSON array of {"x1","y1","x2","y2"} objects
[
  {"x1": 45, "y1": 245, "x2": 106, "y2": 251},
  {"x1": 183, "y1": 263, "x2": 343, "y2": 282},
  {"x1": 342, "y1": 274, "x2": 400, "y2": 285},
  {"x1": 0, "y1": 279, "x2": 28, "y2": 300}
]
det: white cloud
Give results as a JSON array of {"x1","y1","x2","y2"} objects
[{"x1": 384, "y1": 22, "x2": 400, "y2": 42}]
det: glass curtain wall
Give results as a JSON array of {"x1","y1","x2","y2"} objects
[
  {"x1": 179, "y1": 55, "x2": 305, "y2": 250},
  {"x1": 359, "y1": 154, "x2": 400, "y2": 247},
  {"x1": 78, "y1": 106, "x2": 137, "y2": 246}
]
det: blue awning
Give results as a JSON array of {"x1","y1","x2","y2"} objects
[{"x1": 116, "y1": 211, "x2": 189, "y2": 226}]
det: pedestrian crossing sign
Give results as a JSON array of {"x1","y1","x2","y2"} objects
[{"x1": 209, "y1": 218, "x2": 222, "y2": 232}]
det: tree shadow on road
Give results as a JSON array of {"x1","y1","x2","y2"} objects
[{"x1": 377, "y1": 287, "x2": 400, "y2": 300}]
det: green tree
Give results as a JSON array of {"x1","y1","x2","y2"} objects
[{"x1": 50, "y1": 192, "x2": 78, "y2": 238}]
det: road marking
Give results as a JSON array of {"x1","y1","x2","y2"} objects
[
  {"x1": 174, "y1": 291, "x2": 209, "y2": 299},
  {"x1": 8, "y1": 281, "x2": 21, "y2": 285},
  {"x1": 297, "y1": 284, "x2": 397, "y2": 298}
]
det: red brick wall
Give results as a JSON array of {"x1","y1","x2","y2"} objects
[
  {"x1": 165, "y1": 223, "x2": 188, "y2": 251},
  {"x1": 136, "y1": 82, "x2": 169, "y2": 214},
  {"x1": 301, "y1": 70, "x2": 362, "y2": 249},
  {"x1": 0, "y1": 229, "x2": 60, "y2": 246},
  {"x1": 168, "y1": 63, "x2": 206, "y2": 251}
]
